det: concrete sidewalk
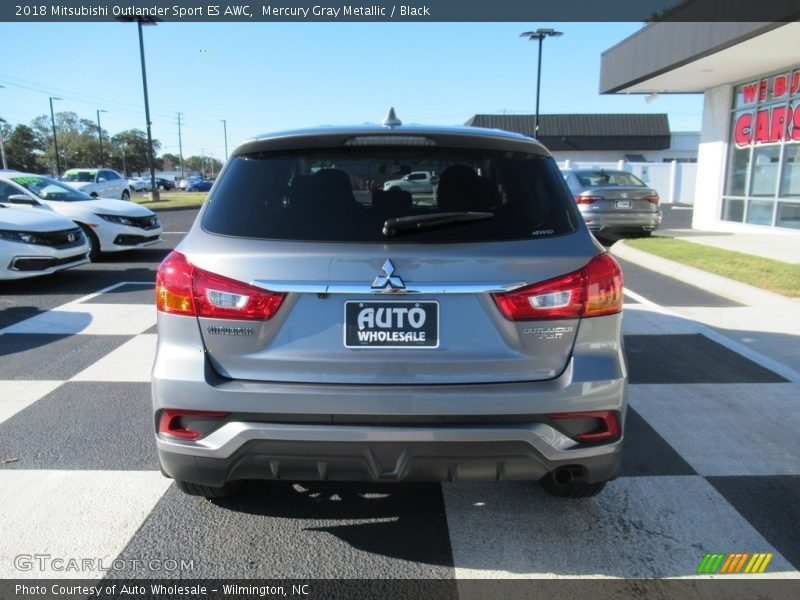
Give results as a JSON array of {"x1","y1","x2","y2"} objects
[{"x1": 653, "y1": 227, "x2": 800, "y2": 264}]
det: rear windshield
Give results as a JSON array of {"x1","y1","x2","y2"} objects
[
  {"x1": 202, "y1": 148, "x2": 576, "y2": 243},
  {"x1": 574, "y1": 171, "x2": 646, "y2": 187}
]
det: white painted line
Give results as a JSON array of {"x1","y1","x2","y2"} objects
[
  {"x1": 0, "y1": 470, "x2": 171, "y2": 579},
  {"x1": 0, "y1": 381, "x2": 63, "y2": 425},
  {"x1": 71, "y1": 335, "x2": 157, "y2": 382},
  {"x1": 163, "y1": 231, "x2": 189, "y2": 234},
  {"x1": 443, "y1": 477, "x2": 796, "y2": 578},
  {"x1": 624, "y1": 287, "x2": 800, "y2": 383}
]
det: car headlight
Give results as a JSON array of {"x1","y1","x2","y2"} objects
[
  {"x1": 97, "y1": 214, "x2": 135, "y2": 226},
  {"x1": 0, "y1": 230, "x2": 44, "y2": 244}
]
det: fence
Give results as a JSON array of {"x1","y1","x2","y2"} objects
[{"x1": 558, "y1": 160, "x2": 697, "y2": 204}]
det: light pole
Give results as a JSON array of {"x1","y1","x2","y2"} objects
[
  {"x1": 0, "y1": 117, "x2": 8, "y2": 170},
  {"x1": 221, "y1": 119, "x2": 228, "y2": 161},
  {"x1": 96, "y1": 109, "x2": 108, "y2": 167},
  {"x1": 520, "y1": 28, "x2": 563, "y2": 139},
  {"x1": 118, "y1": 15, "x2": 160, "y2": 200},
  {"x1": 0, "y1": 86, "x2": 6, "y2": 169},
  {"x1": 49, "y1": 96, "x2": 62, "y2": 175}
]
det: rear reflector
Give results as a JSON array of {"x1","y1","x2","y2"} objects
[
  {"x1": 158, "y1": 409, "x2": 229, "y2": 440},
  {"x1": 156, "y1": 251, "x2": 286, "y2": 320},
  {"x1": 492, "y1": 253, "x2": 623, "y2": 320},
  {"x1": 548, "y1": 411, "x2": 620, "y2": 443}
]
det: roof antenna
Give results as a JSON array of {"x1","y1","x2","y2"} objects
[{"x1": 382, "y1": 107, "x2": 402, "y2": 129}]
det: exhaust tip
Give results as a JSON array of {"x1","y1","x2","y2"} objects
[{"x1": 553, "y1": 468, "x2": 573, "y2": 486}]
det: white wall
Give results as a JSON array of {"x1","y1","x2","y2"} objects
[{"x1": 692, "y1": 85, "x2": 732, "y2": 229}]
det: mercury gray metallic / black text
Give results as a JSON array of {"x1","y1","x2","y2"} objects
[{"x1": 152, "y1": 112, "x2": 627, "y2": 499}]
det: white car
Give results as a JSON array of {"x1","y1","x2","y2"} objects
[
  {"x1": 0, "y1": 171, "x2": 162, "y2": 260},
  {"x1": 383, "y1": 170, "x2": 438, "y2": 193},
  {"x1": 128, "y1": 177, "x2": 152, "y2": 192},
  {"x1": 0, "y1": 204, "x2": 90, "y2": 280},
  {"x1": 61, "y1": 168, "x2": 131, "y2": 201}
]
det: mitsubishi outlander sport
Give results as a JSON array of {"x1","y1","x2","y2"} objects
[{"x1": 153, "y1": 111, "x2": 627, "y2": 499}]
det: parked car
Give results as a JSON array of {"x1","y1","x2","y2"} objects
[
  {"x1": 61, "y1": 168, "x2": 131, "y2": 201},
  {"x1": 186, "y1": 179, "x2": 213, "y2": 192},
  {"x1": 383, "y1": 170, "x2": 438, "y2": 193},
  {"x1": 155, "y1": 177, "x2": 176, "y2": 191},
  {"x1": 563, "y1": 169, "x2": 662, "y2": 237},
  {"x1": 0, "y1": 171, "x2": 162, "y2": 260},
  {"x1": 178, "y1": 175, "x2": 204, "y2": 190},
  {"x1": 128, "y1": 177, "x2": 151, "y2": 192},
  {"x1": 0, "y1": 204, "x2": 90, "y2": 280},
  {"x1": 153, "y1": 114, "x2": 626, "y2": 500}
]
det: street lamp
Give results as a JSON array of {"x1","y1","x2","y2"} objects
[
  {"x1": 117, "y1": 14, "x2": 160, "y2": 200},
  {"x1": 520, "y1": 28, "x2": 563, "y2": 139},
  {"x1": 0, "y1": 117, "x2": 8, "y2": 170},
  {"x1": 221, "y1": 119, "x2": 228, "y2": 161},
  {"x1": 49, "y1": 96, "x2": 62, "y2": 175},
  {"x1": 96, "y1": 109, "x2": 108, "y2": 167}
]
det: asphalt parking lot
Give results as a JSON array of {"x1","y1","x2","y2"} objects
[{"x1": 1, "y1": 205, "x2": 798, "y2": 585}]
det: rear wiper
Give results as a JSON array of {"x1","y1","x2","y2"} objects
[{"x1": 382, "y1": 211, "x2": 494, "y2": 238}]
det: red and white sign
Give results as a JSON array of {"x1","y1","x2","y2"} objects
[{"x1": 734, "y1": 69, "x2": 800, "y2": 148}]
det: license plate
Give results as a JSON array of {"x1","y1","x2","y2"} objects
[
  {"x1": 344, "y1": 301, "x2": 439, "y2": 348},
  {"x1": 616, "y1": 200, "x2": 632, "y2": 209}
]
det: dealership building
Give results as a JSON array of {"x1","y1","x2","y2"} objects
[{"x1": 600, "y1": 21, "x2": 800, "y2": 231}]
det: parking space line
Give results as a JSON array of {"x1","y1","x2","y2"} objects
[{"x1": 624, "y1": 287, "x2": 800, "y2": 383}]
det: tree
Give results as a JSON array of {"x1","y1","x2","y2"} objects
[
  {"x1": 107, "y1": 129, "x2": 161, "y2": 176},
  {"x1": 4, "y1": 124, "x2": 45, "y2": 172},
  {"x1": 160, "y1": 152, "x2": 181, "y2": 171},
  {"x1": 184, "y1": 154, "x2": 222, "y2": 177},
  {"x1": 30, "y1": 112, "x2": 105, "y2": 173}
]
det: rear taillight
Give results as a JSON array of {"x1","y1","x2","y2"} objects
[
  {"x1": 548, "y1": 411, "x2": 620, "y2": 443},
  {"x1": 492, "y1": 253, "x2": 623, "y2": 321},
  {"x1": 156, "y1": 251, "x2": 285, "y2": 320},
  {"x1": 576, "y1": 194, "x2": 602, "y2": 205},
  {"x1": 583, "y1": 253, "x2": 624, "y2": 317},
  {"x1": 158, "y1": 409, "x2": 229, "y2": 440},
  {"x1": 645, "y1": 195, "x2": 660, "y2": 205}
]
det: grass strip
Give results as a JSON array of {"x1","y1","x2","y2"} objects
[
  {"x1": 132, "y1": 192, "x2": 207, "y2": 210},
  {"x1": 625, "y1": 237, "x2": 800, "y2": 297}
]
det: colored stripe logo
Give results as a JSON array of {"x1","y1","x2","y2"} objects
[{"x1": 696, "y1": 552, "x2": 773, "y2": 574}]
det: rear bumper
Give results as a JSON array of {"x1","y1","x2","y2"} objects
[
  {"x1": 158, "y1": 424, "x2": 623, "y2": 486},
  {"x1": 581, "y1": 210, "x2": 662, "y2": 232}
]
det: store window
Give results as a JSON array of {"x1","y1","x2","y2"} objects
[{"x1": 722, "y1": 67, "x2": 800, "y2": 228}]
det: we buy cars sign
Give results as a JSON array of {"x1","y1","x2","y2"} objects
[{"x1": 734, "y1": 69, "x2": 800, "y2": 147}]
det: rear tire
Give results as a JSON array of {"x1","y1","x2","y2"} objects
[
  {"x1": 540, "y1": 473, "x2": 607, "y2": 498},
  {"x1": 175, "y1": 479, "x2": 242, "y2": 499},
  {"x1": 78, "y1": 223, "x2": 101, "y2": 261}
]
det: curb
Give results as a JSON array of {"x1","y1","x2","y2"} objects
[{"x1": 610, "y1": 241, "x2": 799, "y2": 308}]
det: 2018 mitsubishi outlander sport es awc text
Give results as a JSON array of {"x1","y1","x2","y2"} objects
[{"x1": 152, "y1": 112, "x2": 627, "y2": 500}]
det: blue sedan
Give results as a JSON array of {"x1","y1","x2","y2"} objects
[{"x1": 186, "y1": 179, "x2": 213, "y2": 192}]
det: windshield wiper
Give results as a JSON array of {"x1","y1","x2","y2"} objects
[{"x1": 382, "y1": 211, "x2": 494, "y2": 238}]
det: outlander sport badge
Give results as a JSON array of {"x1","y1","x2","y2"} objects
[{"x1": 371, "y1": 259, "x2": 406, "y2": 291}]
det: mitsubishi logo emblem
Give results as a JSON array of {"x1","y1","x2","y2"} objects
[{"x1": 371, "y1": 259, "x2": 406, "y2": 291}]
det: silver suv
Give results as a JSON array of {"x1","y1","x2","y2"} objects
[{"x1": 153, "y1": 114, "x2": 627, "y2": 499}]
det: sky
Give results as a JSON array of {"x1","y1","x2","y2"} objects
[{"x1": 0, "y1": 21, "x2": 704, "y2": 163}]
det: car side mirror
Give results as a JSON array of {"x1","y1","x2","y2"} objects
[{"x1": 6, "y1": 194, "x2": 42, "y2": 206}]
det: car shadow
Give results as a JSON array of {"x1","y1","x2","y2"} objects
[{"x1": 211, "y1": 480, "x2": 455, "y2": 568}]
